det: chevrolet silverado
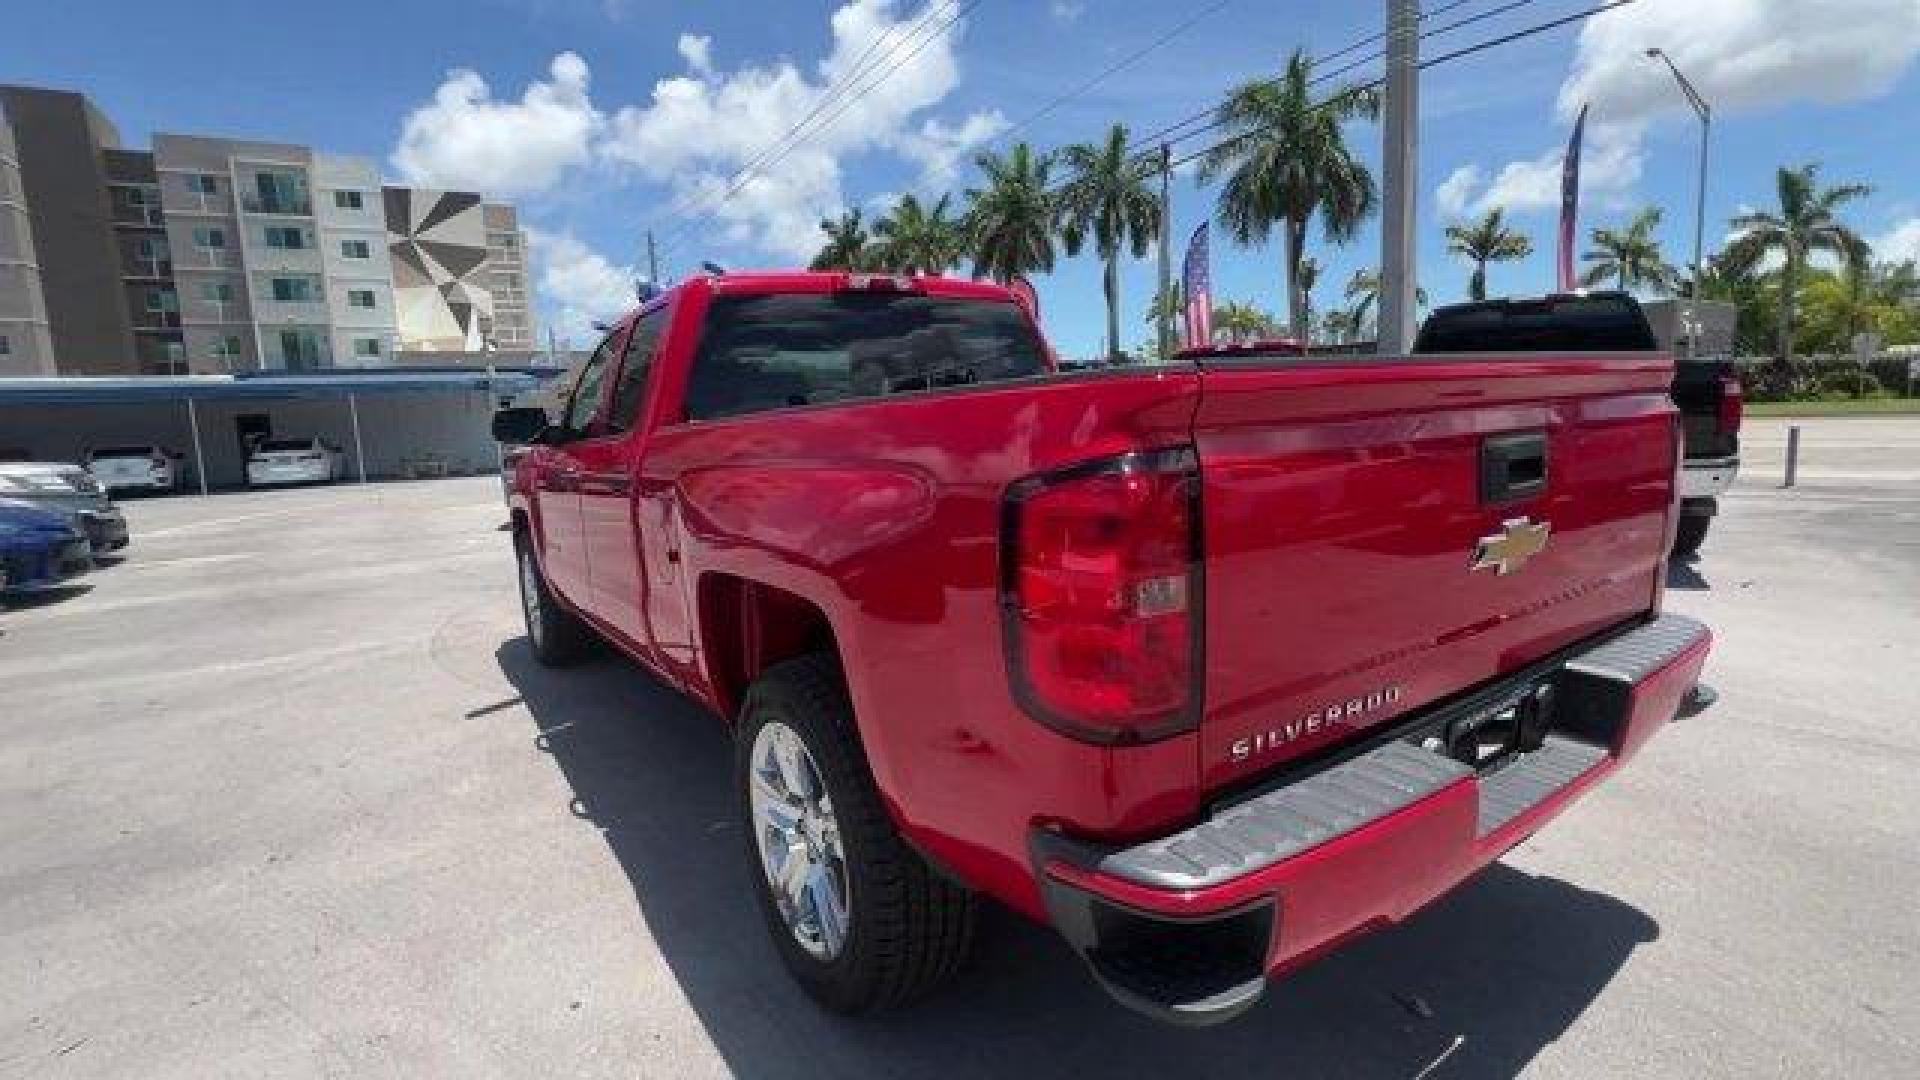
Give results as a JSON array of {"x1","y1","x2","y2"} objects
[{"x1": 494, "y1": 272, "x2": 1712, "y2": 1025}]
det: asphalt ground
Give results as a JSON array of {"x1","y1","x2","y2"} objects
[{"x1": 2, "y1": 414, "x2": 1915, "y2": 1078}]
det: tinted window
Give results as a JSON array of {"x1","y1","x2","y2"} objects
[
  {"x1": 608, "y1": 306, "x2": 669, "y2": 432},
  {"x1": 259, "y1": 439, "x2": 315, "y2": 452},
  {"x1": 563, "y1": 330, "x2": 619, "y2": 432},
  {"x1": 94, "y1": 446, "x2": 155, "y2": 458},
  {"x1": 685, "y1": 293, "x2": 1048, "y2": 421},
  {"x1": 1414, "y1": 293, "x2": 1657, "y2": 353}
]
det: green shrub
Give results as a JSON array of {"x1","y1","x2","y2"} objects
[{"x1": 1813, "y1": 369, "x2": 1885, "y2": 398}]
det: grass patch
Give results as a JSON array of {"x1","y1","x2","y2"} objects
[{"x1": 1747, "y1": 398, "x2": 1920, "y2": 416}]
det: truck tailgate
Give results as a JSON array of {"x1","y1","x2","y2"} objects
[{"x1": 1191, "y1": 353, "x2": 1676, "y2": 793}]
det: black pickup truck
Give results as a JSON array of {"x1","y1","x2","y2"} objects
[
  {"x1": 1413, "y1": 292, "x2": 1743, "y2": 553},
  {"x1": 1415, "y1": 291, "x2": 1741, "y2": 558}
]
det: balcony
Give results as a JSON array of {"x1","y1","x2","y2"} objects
[
  {"x1": 240, "y1": 193, "x2": 312, "y2": 216},
  {"x1": 123, "y1": 256, "x2": 173, "y2": 280},
  {"x1": 253, "y1": 298, "x2": 331, "y2": 325},
  {"x1": 181, "y1": 298, "x2": 249, "y2": 325},
  {"x1": 175, "y1": 246, "x2": 241, "y2": 271},
  {"x1": 112, "y1": 203, "x2": 166, "y2": 229},
  {"x1": 132, "y1": 309, "x2": 183, "y2": 330}
]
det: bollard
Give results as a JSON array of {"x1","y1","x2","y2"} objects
[{"x1": 1784, "y1": 424, "x2": 1800, "y2": 488}]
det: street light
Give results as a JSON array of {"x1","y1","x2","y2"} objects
[{"x1": 1647, "y1": 47, "x2": 1711, "y2": 355}]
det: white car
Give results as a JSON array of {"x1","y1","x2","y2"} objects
[
  {"x1": 246, "y1": 437, "x2": 347, "y2": 487},
  {"x1": 86, "y1": 444, "x2": 186, "y2": 493}
]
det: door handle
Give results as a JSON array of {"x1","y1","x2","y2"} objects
[{"x1": 1480, "y1": 431, "x2": 1548, "y2": 504}]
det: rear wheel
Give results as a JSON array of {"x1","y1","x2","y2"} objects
[
  {"x1": 515, "y1": 532, "x2": 592, "y2": 665},
  {"x1": 736, "y1": 654, "x2": 975, "y2": 1013}
]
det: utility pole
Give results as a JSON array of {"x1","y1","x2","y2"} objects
[
  {"x1": 645, "y1": 229, "x2": 661, "y2": 291},
  {"x1": 1156, "y1": 143, "x2": 1174, "y2": 361},
  {"x1": 1379, "y1": 0, "x2": 1420, "y2": 354}
]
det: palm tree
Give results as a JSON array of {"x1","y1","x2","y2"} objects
[
  {"x1": 1343, "y1": 268, "x2": 1427, "y2": 340},
  {"x1": 809, "y1": 208, "x2": 871, "y2": 271},
  {"x1": 1200, "y1": 49, "x2": 1380, "y2": 338},
  {"x1": 1445, "y1": 208, "x2": 1533, "y2": 301},
  {"x1": 1057, "y1": 124, "x2": 1163, "y2": 361},
  {"x1": 1581, "y1": 207, "x2": 1677, "y2": 293},
  {"x1": 870, "y1": 193, "x2": 963, "y2": 275},
  {"x1": 1213, "y1": 301, "x2": 1275, "y2": 343},
  {"x1": 1725, "y1": 162, "x2": 1872, "y2": 369},
  {"x1": 1297, "y1": 256, "x2": 1320, "y2": 339},
  {"x1": 963, "y1": 142, "x2": 1057, "y2": 284}
]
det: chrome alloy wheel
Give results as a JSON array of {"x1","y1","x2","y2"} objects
[
  {"x1": 750, "y1": 720, "x2": 851, "y2": 959},
  {"x1": 519, "y1": 546, "x2": 545, "y2": 649}
]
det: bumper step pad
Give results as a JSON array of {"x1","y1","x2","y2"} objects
[
  {"x1": 1091, "y1": 742, "x2": 1471, "y2": 891},
  {"x1": 1476, "y1": 736, "x2": 1607, "y2": 836}
]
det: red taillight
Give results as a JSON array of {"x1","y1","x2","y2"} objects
[
  {"x1": 1002, "y1": 448, "x2": 1201, "y2": 744},
  {"x1": 1717, "y1": 373, "x2": 1743, "y2": 434}
]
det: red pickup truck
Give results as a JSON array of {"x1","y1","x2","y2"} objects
[{"x1": 494, "y1": 272, "x2": 1712, "y2": 1025}]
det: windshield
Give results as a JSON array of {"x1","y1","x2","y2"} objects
[{"x1": 685, "y1": 293, "x2": 1049, "y2": 421}]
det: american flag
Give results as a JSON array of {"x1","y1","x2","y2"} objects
[
  {"x1": 1182, "y1": 222, "x2": 1212, "y2": 348},
  {"x1": 1557, "y1": 103, "x2": 1589, "y2": 292}
]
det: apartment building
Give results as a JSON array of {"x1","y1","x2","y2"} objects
[
  {"x1": 0, "y1": 100, "x2": 56, "y2": 376},
  {"x1": 0, "y1": 84, "x2": 534, "y2": 376},
  {"x1": 0, "y1": 85, "x2": 141, "y2": 376}
]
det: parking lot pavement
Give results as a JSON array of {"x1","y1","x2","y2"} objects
[{"x1": 1, "y1": 427, "x2": 1916, "y2": 1079}]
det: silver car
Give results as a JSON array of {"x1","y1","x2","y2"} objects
[{"x1": 0, "y1": 463, "x2": 130, "y2": 555}]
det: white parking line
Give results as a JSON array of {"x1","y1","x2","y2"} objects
[
  {"x1": 141, "y1": 510, "x2": 291, "y2": 538},
  {"x1": 114, "y1": 552, "x2": 261, "y2": 572}
]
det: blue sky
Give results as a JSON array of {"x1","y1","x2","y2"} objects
[{"x1": 7, "y1": 0, "x2": 1919, "y2": 357}]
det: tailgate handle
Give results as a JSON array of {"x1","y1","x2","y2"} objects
[{"x1": 1481, "y1": 431, "x2": 1548, "y2": 504}]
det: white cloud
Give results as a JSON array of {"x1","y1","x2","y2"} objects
[
  {"x1": 391, "y1": 53, "x2": 601, "y2": 196},
  {"x1": 598, "y1": 0, "x2": 999, "y2": 259},
  {"x1": 1557, "y1": 0, "x2": 1920, "y2": 124},
  {"x1": 896, "y1": 110, "x2": 1009, "y2": 192},
  {"x1": 1873, "y1": 218, "x2": 1920, "y2": 264},
  {"x1": 677, "y1": 33, "x2": 714, "y2": 78},
  {"x1": 1049, "y1": 1, "x2": 1085, "y2": 26},
  {"x1": 1435, "y1": 164, "x2": 1483, "y2": 217},
  {"x1": 1436, "y1": 0, "x2": 1920, "y2": 218},
  {"x1": 529, "y1": 228, "x2": 638, "y2": 344}
]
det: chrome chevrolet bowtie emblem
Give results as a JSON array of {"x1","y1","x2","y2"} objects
[{"x1": 1471, "y1": 517, "x2": 1551, "y2": 576}]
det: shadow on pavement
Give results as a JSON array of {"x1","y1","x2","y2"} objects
[
  {"x1": 1666, "y1": 558, "x2": 1709, "y2": 591},
  {"x1": 497, "y1": 639, "x2": 1658, "y2": 1079}
]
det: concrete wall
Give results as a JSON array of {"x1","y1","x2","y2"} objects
[
  {"x1": 0, "y1": 105, "x2": 56, "y2": 376},
  {"x1": 315, "y1": 154, "x2": 399, "y2": 366},
  {"x1": 0, "y1": 389, "x2": 509, "y2": 489},
  {"x1": 0, "y1": 86, "x2": 139, "y2": 376}
]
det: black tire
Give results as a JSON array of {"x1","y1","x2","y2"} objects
[
  {"x1": 1671, "y1": 514, "x2": 1711, "y2": 560},
  {"x1": 514, "y1": 530, "x2": 593, "y2": 666},
  {"x1": 736, "y1": 653, "x2": 975, "y2": 1013}
]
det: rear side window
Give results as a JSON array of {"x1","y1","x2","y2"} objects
[
  {"x1": 608, "y1": 305, "x2": 669, "y2": 432},
  {"x1": 563, "y1": 329, "x2": 620, "y2": 432},
  {"x1": 684, "y1": 293, "x2": 1048, "y2": 421},
  {"x1": 1414, "y1": 293, "x2": 1657, "y2": 353}
]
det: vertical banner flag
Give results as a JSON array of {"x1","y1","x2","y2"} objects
[
  {"x1": 1557, "y1": 102, "x2": 1590, "y2": 292},
  {"x1": 1182, "y1": 222, "x2": 1213, "y2": 348}
]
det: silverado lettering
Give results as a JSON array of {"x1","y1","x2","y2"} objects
[
  {"x1": 497, "y1": 277, "x2": 1713, "y2": 1026},
  {"x1": 1231, "y1": 686, "x2": 1405, "y2": 762}
]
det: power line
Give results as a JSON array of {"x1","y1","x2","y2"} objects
[
  {"x1": 999, "y1": 0, "x2": 1238, "y2": 141},
  {"x1": 1161, "y1": 0, "x2": 1635, "y2": 177}
]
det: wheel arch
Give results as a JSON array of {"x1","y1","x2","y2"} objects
[{"x1": 698, "y1": 572, "x2": 842, "y2": 721}]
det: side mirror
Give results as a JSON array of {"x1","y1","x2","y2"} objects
[{"x1": 492, "y1": 407, "x2": 549, "y2": 445}]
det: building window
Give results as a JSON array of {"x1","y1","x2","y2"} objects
[
  {"x1": 347, "y1": 289, "x2": 376, "y2": 309},
  {"x1": 340, "y1": 239, "x2": 370, "y2": 259},
  {"x1": 0, "y1": 335, "x2": 10, "y2": 355},
  {"x1": 198, "y1": 280, "x2": 233, "y2": 303},
  {"x1": 212, "y1": 334, "x2": 243, "y2": 359},
  {"x1": 486, "y1": 231, "x2": 518, "y2": 248},
  {"x1": 353, "y1": 337, "x2": 382, "y2": 358},
  {"x1": 264, "y1": 226, "x2": 307, "y2": 249},
  {"x1": 192, "y1": 226, "x2": 226, "y2": 249},
  {"x1": 146, "y1": 289, "x2": 179, "y2": 313},
  {"x1": 125, "y1": 186, "x2": 152, "y2": 206},
  {"x1": 333, "y1": 190, "x2": 364, "y2": 210},
  {"x1": 188, "y1": 174, "x2": 219, "y2": 195},
  {"x1": 250, "y1": 171, "x2": 310, "y2": 215},
  {"x1": 270, "y1": 277, "x2": 316, "y2": 303},
  {"x1": 135, "y1": 236, "x2": 169, "y2": 260}
]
